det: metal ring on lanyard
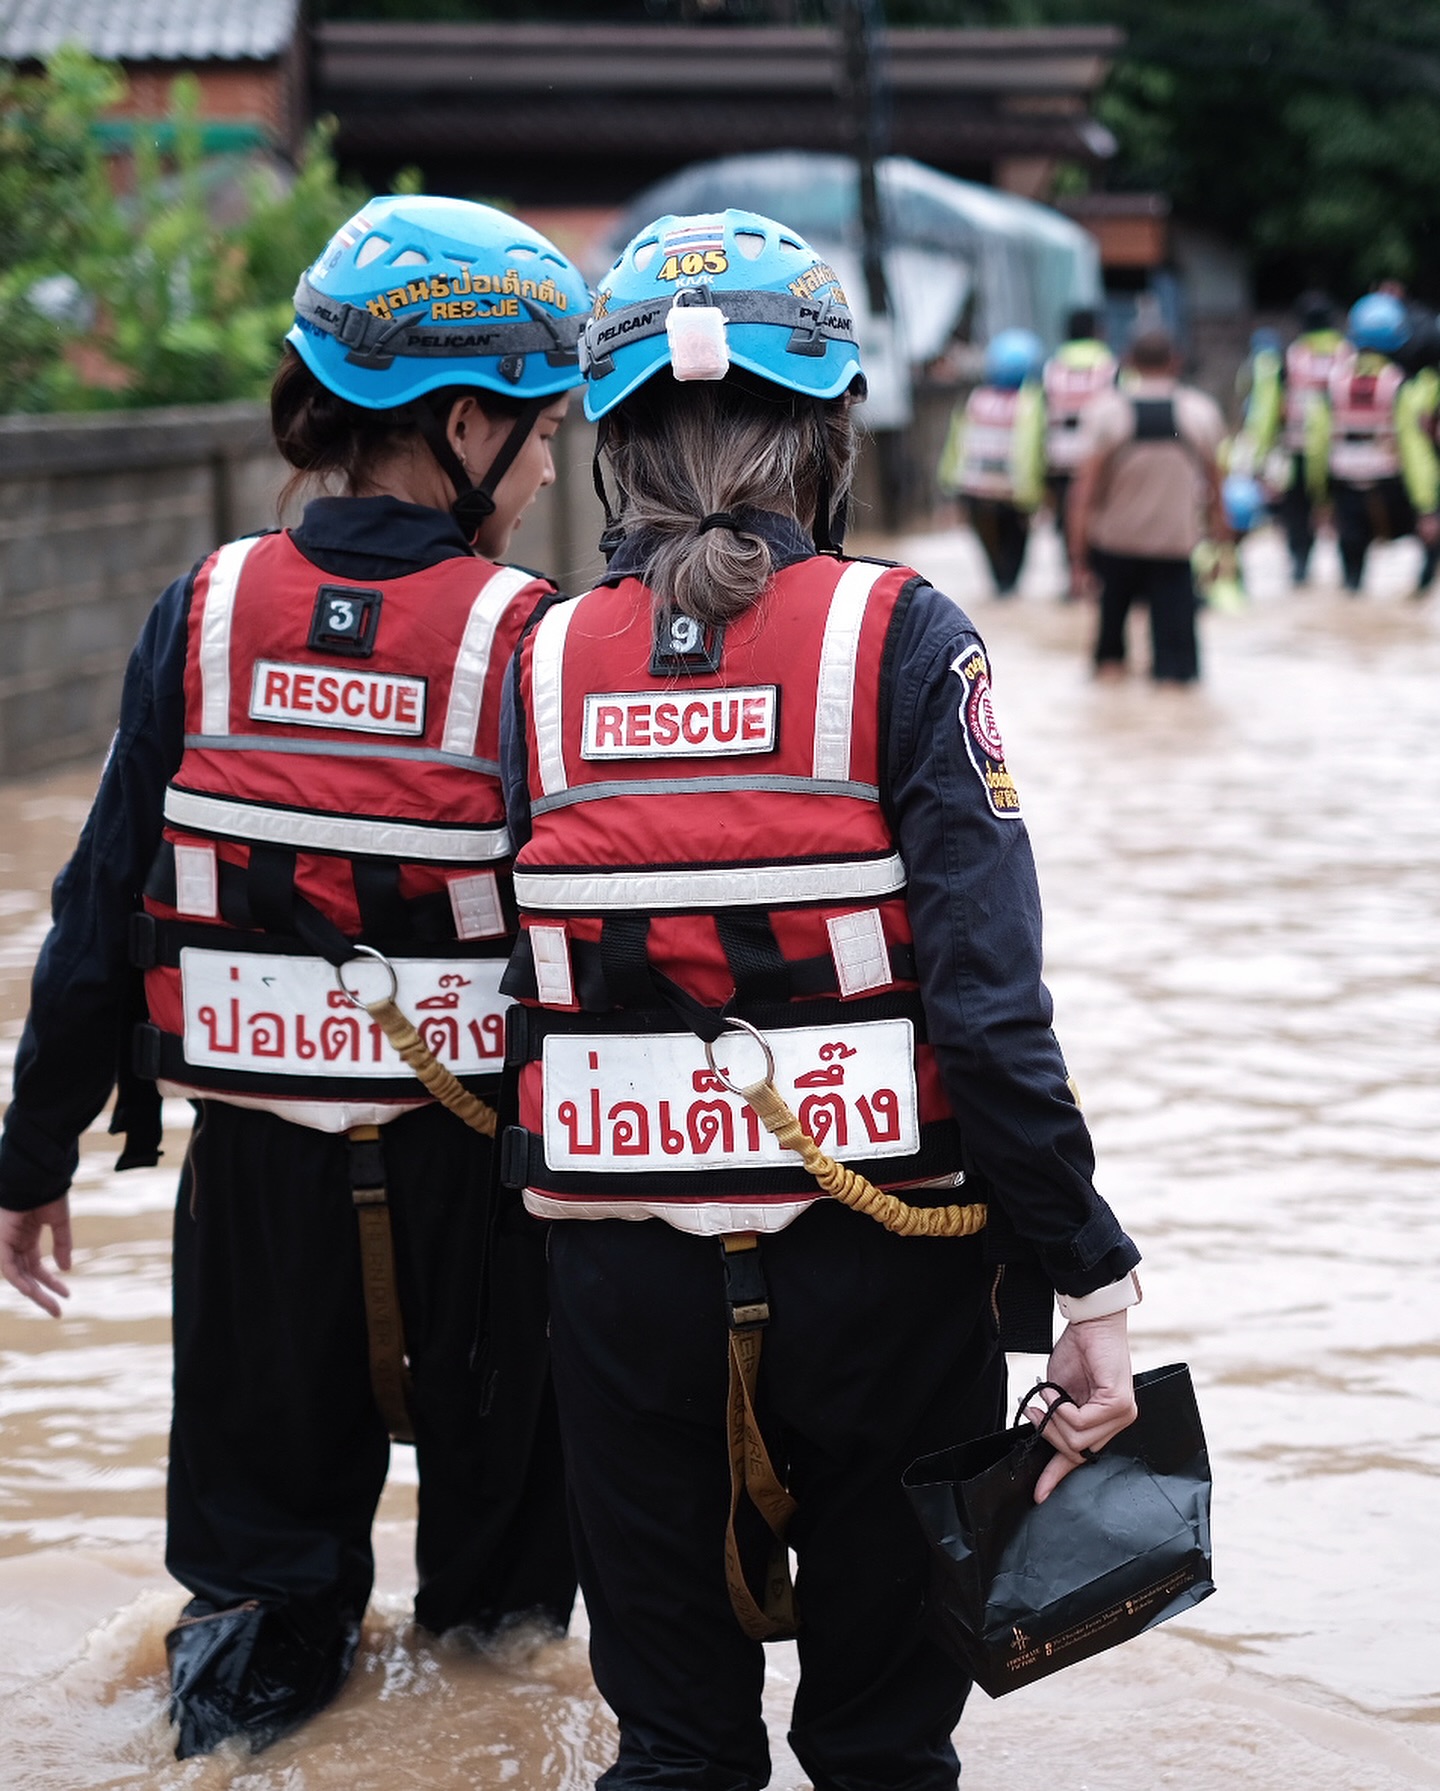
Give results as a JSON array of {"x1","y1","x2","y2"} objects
[
  {"x1": 704, "y1": 1017, "x2": 777, "y2": 1095},
  {"x1": 334, "y1": 944, "x2": 399, "y2": 1011}
]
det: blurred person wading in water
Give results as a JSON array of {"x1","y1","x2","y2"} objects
[{"x1": 1067, "y1": 326, "x2": 1227, "y2": 684}]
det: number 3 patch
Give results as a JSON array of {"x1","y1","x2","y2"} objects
[
  {"x1": 950, "y1": 648, "x2": 1021, "y2": 818},
  {"x1": 308, "y1": 585, "x2": 382, "y2": 658}
]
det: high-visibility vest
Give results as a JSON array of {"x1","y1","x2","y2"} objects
[
  {"x1": 1328, "y1": 354, "x2": 1404, "y2": 483},
  {"x1": 955, "y1": 386, "x2": 1027, "y2": 498},
  {"x1": 1043, "y1": 341, "x2": 1117, "y2": 471},
  {"x1": 135, "y1": 529, "x2": 549, "y2": 1127},
  {"x1": 501, "y1": 554, "x2": 970, "y2": 1234},
  {"x1": 1283, "y1": 333, "x2": 1343, "y2": 452}
]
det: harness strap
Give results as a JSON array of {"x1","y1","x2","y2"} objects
[
  {"x1": 715, "y1": 912, "x2": 793, "y2": 1006},
  {"x1": 721, "y1": 1233, "x2": 798, "y2": 1641},
  {"x1": 345, "y1": 1123, "x2": 415, "y2": 1443},
  {"x1": 146, "y1": 840, "x2": 476, "y2": 951},
  {"x1": 501, "y1": 925, "x2": 916, "y2": 1012}
]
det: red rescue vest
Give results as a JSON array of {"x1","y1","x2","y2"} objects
[
  {"x1": 501, "y1": 554, "x2": 968, "y2": 1234},
  {"x1": 1327, "y1": 353, "x2": 1403, "y2": 484},
  {"x1": 956, "y1": 386, "x2": 1024, "y2": 499},
  {"x1": 1043, "y1": 346, "x2": 1116, "y2": 471},
  {"x1": 135, "y1": 529, "x2": 549, "y2": 1125},
  {"x1": 1283, "y1": 335, "x2": 1342, "y2": 452}
]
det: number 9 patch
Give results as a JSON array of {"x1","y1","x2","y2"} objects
[{"x1": 950, "y1": 647, "x2": 1021, "y2": 818}]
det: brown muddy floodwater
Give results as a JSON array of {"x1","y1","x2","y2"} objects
[{"x1": 1, "y1": 521, "x2": 1438, "y2": 1790}]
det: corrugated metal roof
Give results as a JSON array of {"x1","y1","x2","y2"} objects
[{"x1": 0, "y1": 0, "x2": 299, "y2": 63}]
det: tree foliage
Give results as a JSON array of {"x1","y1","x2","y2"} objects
[
  {"x1": 0, "y1": 52, "x2": 366, "y2": 413},
  {"x1": 1078, "y1": 0, "x2": 1440, "y2": 298}
]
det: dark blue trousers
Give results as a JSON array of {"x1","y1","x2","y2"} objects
[{"x1": 548, "y1": 1201, "x2": 1004, "y2": 1791}]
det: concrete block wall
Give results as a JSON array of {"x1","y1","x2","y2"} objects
[
  {"x1": 0, "y1": 396, "x2": 927, "y2": 779},
  {"x1": 0, "y1": 402, "x2": 611, "y2": 780}
]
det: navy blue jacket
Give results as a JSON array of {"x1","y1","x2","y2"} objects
[
  {"x1": 0, "y1": 498, "x2": 481, "y2": 1213},
  {"x1": 501, "y1": 515, "x2": 1139, "y2": 1304}
]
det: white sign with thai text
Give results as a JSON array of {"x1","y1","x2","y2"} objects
[
  {"x1": 541, "y1": 1019, "x2": 918, "y2": 1173},
  {"x1": 179, "y1": 949, "x2": 507, "y2": 1077}
]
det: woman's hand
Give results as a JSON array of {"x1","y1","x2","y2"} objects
[
  {"x1": 1026, "y1": 1311, "x2": 1137, "y2": 1503},
  {"x1": 0, "y1": 1196, "x2": 73, "y2": 1317}
]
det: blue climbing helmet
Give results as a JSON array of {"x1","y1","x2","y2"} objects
[
  {"x1": 580, "y1": 209, "x2": 863, "y2": 422},
  {"x1": 1222, "y1": 472, "x2": 1267, "y2": 535},
  {"x1": 287, "y1": 195, "x2": 590, "y2": 533},
  {"x1": 288, "y1": 194, "x2": 590, "y2": 408},
  {"x1": 1346, "y1": 292, "x2": 1410, "y2": 355},
  {"x1": 983, "y1": 328, "x2": 1045, "y2": 389},
  {"x1": 1249, "y1": 327, "x2": 1283, "y2": 358}
]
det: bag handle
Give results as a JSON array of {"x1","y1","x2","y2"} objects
[{"x1": 1015, "y1": 1379, "x2": 1077, "y2": 1440}]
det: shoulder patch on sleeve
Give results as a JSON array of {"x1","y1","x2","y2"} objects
[{"x1": 950, "y1": 646, "x2": 1021, "y2": 818}]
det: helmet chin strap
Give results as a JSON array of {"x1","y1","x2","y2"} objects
[
  {"x1": 811, "y1": 400, "x2": 845, "y2": 555},
  {"x1": 411, "y1": 394, "x2": 550, "y2": 541}
]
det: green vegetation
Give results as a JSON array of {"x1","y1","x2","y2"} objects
[{"x1": 0, "y1": 50, "x2": 365, "y2": 413}]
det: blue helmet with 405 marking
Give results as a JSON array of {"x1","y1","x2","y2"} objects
[
  {"x1": 580, "y1": 209, "x2": 863, "y2": 421},
  {"x1": 1346, "y1": 292, "x2": 1410, "y2": 355},
  {"x1": 287, "y1": 194, "x2": 590, "y2": 410},
  {"x1": 984, "y1": 328, "x2": 1045, "y2": 389}
]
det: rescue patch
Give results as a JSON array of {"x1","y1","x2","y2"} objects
[
  {"x1": 249, "y1": 661, "x2": 426, "y2": 737},
  {"x1": 581, "y1": 687, "x2": 778, "y2": 759},
  {"x1": 950, "y1": 648, "x2": 1021, "y2": 818}
]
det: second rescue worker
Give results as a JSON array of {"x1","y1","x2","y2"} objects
[
  {"x1": 1042, "y1": 305, "x2": 1118, "y2": 580},
  {"x1": 1311, "y1": 292, "x2": 1440, "y2": 596},
  {"x1": 937, "y1": 327, "x2": 1046, "y2": 595},
  {"x1": 499, "y1": 209, "x2": 1141, "y2": 1791}
]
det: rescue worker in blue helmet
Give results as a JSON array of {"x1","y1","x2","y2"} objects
[
  {"x1": 1309, "y1": 291, "x2": 1440, "y2": 595},
  {"x1": 498, "y1": 208, "x2": 1141, "y2": 1791},
  {"x1": 0, "y1": 195, "x2": 589, "y2": 1756},
  {"x1": 937, "y1": 327, "x2": 1047, "y2": 595}
]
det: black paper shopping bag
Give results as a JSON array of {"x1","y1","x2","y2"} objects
[{"x1": 902, "y1": 1362, "x2": 1214, "y2": 1697}]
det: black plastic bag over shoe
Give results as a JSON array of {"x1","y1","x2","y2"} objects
[{"x1": 165, "y1": 1599, "x2": 360, "y2": 1759}]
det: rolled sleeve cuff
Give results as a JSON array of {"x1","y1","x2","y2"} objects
[{"x1": 0, "y1": 1107, "x2": 81, "y2": 1212}]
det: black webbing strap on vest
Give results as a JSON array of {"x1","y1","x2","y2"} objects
[
  {"x1": 721, "y1": 1232, "x2": 798, "y2": 1641},
  {"x1": 345, "y1": 1123, "x2": 416, "y2": 1444}
]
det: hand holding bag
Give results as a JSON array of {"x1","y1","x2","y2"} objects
[{"x1": 902, "y1": 1361, "x2": 1215, "y2": 1697}]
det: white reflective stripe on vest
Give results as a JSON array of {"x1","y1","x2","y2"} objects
[
  {"x1": 531, "y1": 595, "x2": 581, "y2": 797},
  {"x1": 530, "y1": 771, "x2": 880, "y2": 816},
  {"x1": 442, "y1": 565, "x2": 537, "y2": 757},
  {"x1": 813, "y1": 561, "x2": 889, "y2": 783},
  {"x1": 513, "y1": 851, "x2": 906, "y2": 912},
  {"x1": 164, "y1": 785, "x2": 512, "y2": 863},
  {"x1": 197, "y1": 536, "x2": 264, "y2": 735}
]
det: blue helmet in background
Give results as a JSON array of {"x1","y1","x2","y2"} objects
[
  {"x1": 580, "y1": 209, "x2": 863, "y2": 421},
  {"x1": 1346, "y1": 293, "x2": 1410, "y2": 355},
  {"x1": 1249, "y1": 327, "x2": 1283, "y2": 357},
  {"x1": 983, "y1": 328, "x2": 1045, "y2": 389},
  {"x1": 1222, "y1": 472, "x2": 1267, "y2": 535},
  {"x1": 288, "y1": 195, "x2": 590, "y2": 410}
]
